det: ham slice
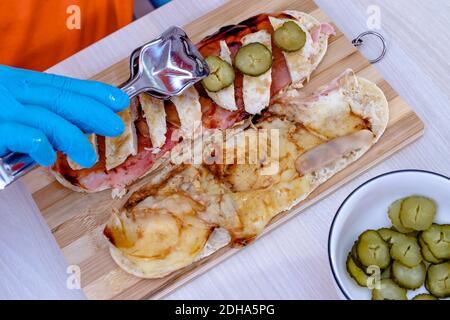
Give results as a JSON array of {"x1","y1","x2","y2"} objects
[
  {"x1": 311, "y1": 23, "x2": 335, "y2": 43},
  {"x1": 320, "y1": 23, "x2": 336, "y2": 36},
  {"x1": 79, "y1": 128, "x2": 178, "y2": 191}
]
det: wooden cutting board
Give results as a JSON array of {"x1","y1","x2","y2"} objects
[{"x1": 21, "y1": 0, "x2": 424, "y2": 300}]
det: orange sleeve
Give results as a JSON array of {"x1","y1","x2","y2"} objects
[{"x1": 0, "y1": 0, "x2": 133, "y2": 71}]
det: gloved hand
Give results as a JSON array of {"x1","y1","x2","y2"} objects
[
  {"x1": 150, "y1": 0, "x2": 171, "y2": 8},
  {"x1": 0, "y1": 65, "x2": 130, "y2": 168}
]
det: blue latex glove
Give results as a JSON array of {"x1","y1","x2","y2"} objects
[
  {"x1": 0, "y1": 65, "x2": 130, "y2": 168},
  {"x1": 150, "y1": 0, "x2": 171, "y2": 8}
]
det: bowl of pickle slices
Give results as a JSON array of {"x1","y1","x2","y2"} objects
[{"x1": 328, "y1": 170, "x2": 450, "y2": 300}]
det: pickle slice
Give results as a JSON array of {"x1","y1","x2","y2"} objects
[
  {"x1": 346, "y1": 254, "x2": 368, "y2": 287},
  {"x1": 425, "y1": 262, "x2": 450, "y2": 298},
  {"x1": 420, "y1": 224, "x2": 450, "y2": 260},
  {"x1": 356, "y1": 230, "x2": 391, "y2": 269},
  {"x1": 407, "y1": 231, "x2": 419, "y2": 238},
  {"x1": 350, "y1": 241, "x2": 363, "y2": 268},
  {"x1": 390, "y1": 235, "x2": 422, "y2": 267},
  {"x1": 392, "y1": 261, "x2": 426, "y2": 289},
  {"x1": 202, "y1": 55, "x2": 235, "y2": 92},
  {"x1": 378, "y1": 228, "x2": 403, "y2": 244},
  {"x1": 378, "y1": 229, "x2": 422, "y2": 267},
  {"x1": 412, "y1": 294, "x2": 438, "y2": 300},
  {"x1": 388, "y1": 199, "x2": 413, "y2": 233},
  {"x1": 381, "y1": 265, "x2": 392, "y2": 280},
  {"x1": 399, "y1": 196, "x2": 436, "y2": 231},
  {"x1": 372, "y1": 279, "x2": 407, "y2": 300},
  {"x1": 234, "y1": 42, "x2": 272, "y2": 76},
  {"x1": 273, "y1": 21, "x2": 307, "y2": 52},
  {"x1": 419, "y1": 237, "x2": 443, "y2": 264}
]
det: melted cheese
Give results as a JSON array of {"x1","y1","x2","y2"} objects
[
  {"x1": 170, "y1": 86, "x2": 202, "y2": 139},
  {"x1": 105, "y1": 107, "x2": 137, "y2": 170},
  {"x1": 269, "y1": 16, "x2": 315, "y2": 84},
  {"x1": 241, "y1": 30, "x2": 272, "y2": 114},
  {"x1": 104, "y1": 166, "x2": 230, "y2": 278},
  {"x1": 271, "y1": 88, "x2": 368, "y2": 140},
  {"x1": 206, "y1": 41, "x2": 237, "y2": 111},
  {"x1": 106, "y1": 194, "x2": 213, "y2": 278},
  {"x1": 216, "y1": 118, "x2": 316, "y2": 239},
  {"x1": 139, "y1": 93, "x2": 167, "y2": 149},
  {"x1": 67, "y1": 134, "x2": 98, "y2": 170},
  {"x1": 301, "y1": 90, "x2": 367, "y2": 139}
]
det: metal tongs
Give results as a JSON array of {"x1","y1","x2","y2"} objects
[
  {"x1": 0, "y1": 26, "x2": 209, "y2": 189},
  {"x1": 121, "y1": 26, "x2": 208, "y2": 99}
]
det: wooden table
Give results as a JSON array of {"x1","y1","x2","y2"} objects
[{"x1": 0, "y1": 0, "x2": 449, "y2": 299}]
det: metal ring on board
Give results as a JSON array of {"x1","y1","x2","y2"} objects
[{"x1": 351, "y1": 31, "x2": 386, "y2": 64}]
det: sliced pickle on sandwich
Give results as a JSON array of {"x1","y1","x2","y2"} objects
[
  {"x1": 234, "y1": 42, "x2": 272, "y2": 76},
  {"x1": 202, "y1": 55, "x2": 235, "y2": 92},
  {"x1": 273, "y1": 21, "x2": 307, "y2": 52}
]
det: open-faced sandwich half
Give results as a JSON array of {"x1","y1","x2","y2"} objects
[
  {"x1": 51, "y1": 10, "x2": 335, "y2": 196},
  {"x1": 104, "y1": 69, "x2": 389, "y2": 278}
]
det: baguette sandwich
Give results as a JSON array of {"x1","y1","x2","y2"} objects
[{"x1": 51, "y1": 11, "x2": 335, "y2": 196}]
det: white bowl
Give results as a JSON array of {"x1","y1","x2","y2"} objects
[{"x1": 328, "y1": 170, "x2": 450, "y2": 300}]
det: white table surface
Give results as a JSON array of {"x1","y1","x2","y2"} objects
[{"x1": 0, "y1": 0, "x2": 449, "y2": 299}]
